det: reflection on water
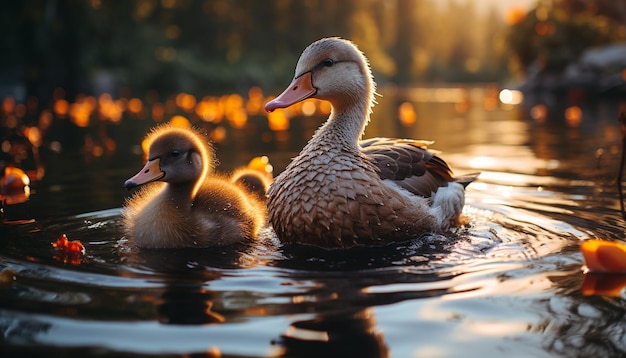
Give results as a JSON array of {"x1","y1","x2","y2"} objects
[{"x1": 1, "y1": 86, "x2": 626, "y2": 357}]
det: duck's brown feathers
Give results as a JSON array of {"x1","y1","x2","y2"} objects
[{"x1": 361, "y1": 137, "x2": 454, "y2": 197}]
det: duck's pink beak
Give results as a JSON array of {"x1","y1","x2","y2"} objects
[
  {"x1": 265, "y1": 72, "x2": 316, "y2": 112},
  {"x1": 125, "y1": 158, "x2": 165, "y2": 189}
]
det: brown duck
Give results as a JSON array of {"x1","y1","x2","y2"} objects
[{"x1": 265, "y1": 37, "x2": 478, "y2": 248}]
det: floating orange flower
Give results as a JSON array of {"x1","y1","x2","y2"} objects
[
  {"x1": 581, "y1": 239, "x2": 626, "y2": 273},
  {"x1": 52, "y1": 234, "x2": 85, "y2": 265}
]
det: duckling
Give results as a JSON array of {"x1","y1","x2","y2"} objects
[
  {"x1": 123, "y1": 125, "x2": 267, "y2": 248},
  {"x1": 229, "y1": 155, "x2": 273, "y2": 201},
  {"x1": 265, "y1": 37, "x2": 478, "y2": 248},
  {"x1": 230, "y1": 168, "x2": 271, "y2": 202}
]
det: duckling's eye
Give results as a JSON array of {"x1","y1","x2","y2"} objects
[
  {"x1": 171, "y1": 150, "x2": 180, "y2": 158},
  {"x1": 322, "y1": 58, "x2": 334, "y2": 67}
]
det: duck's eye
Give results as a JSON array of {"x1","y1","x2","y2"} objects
[
  {"x1": 171, "y1": 150, "x2": 180, "y2": 157},
  {"x1": 322, "y1": 58, "x2": 334, "y2": 67}
]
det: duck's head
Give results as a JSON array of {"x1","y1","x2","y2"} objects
[
  {"x1": 125, "y1": 126, "x2": 213, "y2": 196},
  {"x1": 265, "y1": 37, "x2": 375, "y2": 113}
]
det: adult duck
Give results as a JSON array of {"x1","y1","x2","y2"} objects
[
  {"x1": 265, "y1": 37, "x2": 478, "y2": 248},
  {"x1": 123, "y1": 125, "x2": 267, "y2": 248}
]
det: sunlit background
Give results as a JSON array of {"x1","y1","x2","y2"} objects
[
  {"x1": 0, "y1": 0, "x2": 626, "y2": 176},
  {"x1": 2, "y1": 2, "x2": 626, "y2": 357},
  {"x1": 2, "y1": 0, "x2": 625, "y2": 201}
]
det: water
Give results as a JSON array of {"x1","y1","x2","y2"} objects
[{"x1": 2, "y1": 86, "x2": 626, "y2": 357}]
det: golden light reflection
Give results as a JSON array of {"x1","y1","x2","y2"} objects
[
  {"x1": 169, "y1": 115, "x2": 191, "y2": 128},
  {"x1": 2, "y1": 96, "x2": 15, "y2": 115},
  {"x1": 498, "y1": 89, "x2": 524, "y2": 105},
  {"x1": 210, "y1": 126, "x2": 227, "y2": 143},
  {"x1": 398, "y1": 101, "x2": 416, "y2": 126},
  {"x1": 24, "y1": 127, "x2": 41, "y2": 147},
  {"x1": 69, "y1": 100, "x2": 92, "y2": 127},
  {"x1": 176, "y1": 93, "x2": 196, "y2": 112},
  {"x1": 505, "y1": 7, "x2": 527, "y2": 25},
  {"x1": 246, "y1": 86, "x2": 265, "y2": 115},
  {"x1": 564, "y1": 106, "x2": 582, "y2": 127},
  {"x1": 301, "y1": 101, "x2": 316, "y2": 116},
  {"x1": 229, "y1": 109, "x2": 248, "y2": 128},
  {"x1": 53, "y1": 99, "x2": 69, "y2": 117},
  {"x1": 196, "y1": 98, "x2": 221, "y2": 122},
  {"x1": 152, "y1": 103, "x2": 165, "y2": 122},
  {"x1": 247, "y1": 155, "x2": 274, "y2": 178},
  {"x1": 318, "y1": 100, "x2": 331, "y2": 115},
  {"x1": 127, "y1": 98, "x2": 143, "y2": 114},
  {"x1": 530, "y1": 104, "x2": 548, "y2": 123},
  {"x1": 2, "y1": 84, "x2": 338, "y2": 150},
  {"x1": 267, "y1": 110, "x2": 289, "y2": 131}
]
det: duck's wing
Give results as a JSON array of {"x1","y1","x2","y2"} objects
[{"x1": 360, "y1": 137, "x2": 455, "y2": 198}]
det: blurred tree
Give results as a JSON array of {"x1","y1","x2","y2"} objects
[
  {"x1": 0, "y1": 0, "x2": 519, "y2": 103},
  {"x1": 507, "y1": 0, "x2": 626, "y2": 77},
  {"x1": 391, "y1": 0, "x2": 415, "y2": 84}
]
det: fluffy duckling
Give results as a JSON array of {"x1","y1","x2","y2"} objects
[
  {"x1": 229, "y1": 155, "x2": 273, "y2": 202},
  {"x1": 265, "y1": 37, "x2": 478, "y2": 248},
  {"x1": 123, "y1": 125, "x2": 267, "y2": 248},
  {"x1": 230, "y1": 167, "x2": 271, "y2": 202}
]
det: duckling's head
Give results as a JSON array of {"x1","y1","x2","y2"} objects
[
  {"x1": 265, "y1": 37, "x2": 375, "y2": 112},
  {"x1": 125, "y1": 126, "x2": 214, "y2": 196}
]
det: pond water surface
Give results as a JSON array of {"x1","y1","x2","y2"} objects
[{"x1": 2, "y1": 86, "x2": 626, "y2": 357}]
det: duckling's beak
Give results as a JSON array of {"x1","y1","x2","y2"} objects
[
  {"x1": 265, "y1": 72, "x2": 316, "y2": 112},
  {"x1": 125, "y1": 158, "x2": 165, "y2": 189}
]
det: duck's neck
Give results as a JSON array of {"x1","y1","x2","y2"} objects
[
  {"x1": 164, "y1": 181, "x2": 197, "y2": 210},
  {"x1": 310, "y1": 94, "x2": 372, "y2": 152}
]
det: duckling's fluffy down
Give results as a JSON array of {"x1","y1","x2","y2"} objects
[
  {"x1": 123, "y1": 177, "x2": 266, "y2": 248},
  {"x1": 122, "y1": 125, "x2": 267, "y2": 248}
]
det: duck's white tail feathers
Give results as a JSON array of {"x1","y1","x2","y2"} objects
[{"x1": 430, "y1": 182, "x2": 465, "y2": 230}]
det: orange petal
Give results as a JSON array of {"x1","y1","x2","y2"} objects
[
  {"x1": 581, "y1": 239, "x2": 626, "y2": 273},
  {"x1": 52, "y1": 234, "x2": 69, "y2": 249},
  {"x1": 68, "y1": 241, "x2": 85, "y2": 253}
]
